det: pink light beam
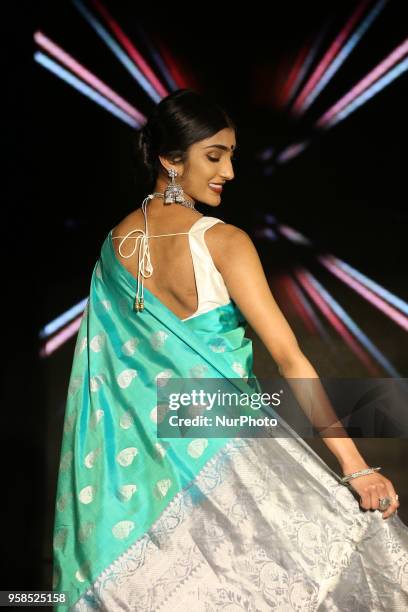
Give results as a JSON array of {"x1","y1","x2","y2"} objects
[
  {"x1": 34, "y1": 31, "x2": 146, "y2": 124},
  {"x1": 292, "y1": 0, "x2": 370, "y2": 116},
  {"x1": 319, "y1": 255, "x2": 408, "y2": 331},
  {"x1": 316, "y1": 37, "x2": 408, "y2": 127},
  {"x1": 90, "y1": 0, "x2": 168, "y2": 98}
]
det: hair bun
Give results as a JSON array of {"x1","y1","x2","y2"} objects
[
  {"x1": 135, "y1": 123, "x2": 155, "y2": 185},
  {"x1": 139, "y1": 124, "x2": 152, "y2": 158}
]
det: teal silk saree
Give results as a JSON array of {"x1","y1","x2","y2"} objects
[{"x1": 53, "y1": 229, "x2": 408, "y2": 611}]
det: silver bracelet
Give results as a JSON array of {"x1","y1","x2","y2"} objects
[{"x1": 340, "y1": 466, "x2": 382, "y2": 485}]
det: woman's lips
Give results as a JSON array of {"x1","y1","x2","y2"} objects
[{"x1": 209, "y1": 183, "x2": 223, "y2": 193}]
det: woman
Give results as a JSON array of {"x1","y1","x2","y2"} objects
[{"x1": 53, "y1": 89, "x2": 408, "y2": 611}]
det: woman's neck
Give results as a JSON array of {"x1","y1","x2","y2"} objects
[{"x1": 144, "y1": 179, "x2": 197, "y2": 217}]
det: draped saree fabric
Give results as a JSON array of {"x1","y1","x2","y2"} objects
[{"x1": 53, "y1": 229, "x2": 408, "y2": 611}]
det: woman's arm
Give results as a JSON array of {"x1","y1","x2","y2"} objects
[
  {"x1": 273, "y1": 353, "x2": 370, "y2": 474},
  {"x1": 208, "y1": 224, "x2": 400, "y2": 518},
  {"x1": 208, "y1": 224, "x2": 400, "y2": 517},
  {"x1": 208, "y1": 223, "x2": 368, "y2": 471}
]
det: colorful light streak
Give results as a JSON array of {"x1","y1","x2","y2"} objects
[
  {"x1": 73, "y1": 0, "x2": 162, "y2": 103},
  {"x1": 154, "y1": 39, "x2": 188, "y2": 89},
  {"x1": 284, "y1": 22, "x2": 333, "y2": 108},
  {"x1": 317, "y1": 36, "x2": 408, "y2": 126},
  {"x1": 279, "y1": 42, "x2": 310, "y2": 108},
  {"x1": 323, "y1": 255, "x2": 408, "y2": 316},
  {"x1": 34, "y1": 52, "x2": 140, "y2": 128},
  {"x1": 292, "y1": 0, "x2": 370, "y2": 116},
  {"x1": 133, "y1": 23, "x2": 178, "y2": 91},
  {"x1": 34, "y1": 31, "x2": 145, "y2": 124},
  {"x1": 327, "y1": 57, "x2": 408, "y2": 126},
  {"x1": 257, "y1": 147, "x2": 274, "y2": 161},
  {"x1": 254, "y1": 227, "x2": 278, "y2": 241},
  {"x1": 277, "y1": 225, "x2": 312, "y2": 246},
  {"x1": 268, "y1": 217, "x2": 408, "y2": 335},
  {"x1": 271, "y1": 38, "x2": 408, "y2": 163},
  {"x1": 275, "y1": 141, "x2": 309, "y2": 163},
  {"x1": 302, "y1": 0, "x2": 387, "y2": 112},
  {"x1": 90, "y1": 0, "x2": 168, "y2": 98},
  {"x1": 319, "y1": 255, "x2": 408, "y2": 332},
  {"x1": 40, "y1": 315, "x2": 83, "y2": 358},
  {"x1": 294, "y1": 268, "x2": 399, "y2": 376},
  {"x1": 39, "y1": 297, "x2": 88, "y2": 339}
]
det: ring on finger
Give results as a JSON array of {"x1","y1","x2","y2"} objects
[{"x1": 379, "y1": 497, "x2": 392, "y2": 511}]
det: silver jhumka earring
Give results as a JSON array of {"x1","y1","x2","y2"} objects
[{"x1": 164, "y1": 168, "x2": 187, "y2": 205}]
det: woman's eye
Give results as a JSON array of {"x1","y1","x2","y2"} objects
[{"x1": 207, "y1": 154, "x2": 236, "y2": 163}]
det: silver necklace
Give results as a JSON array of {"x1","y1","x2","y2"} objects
[{"x1": 150, "y1": 191, "x2": 196, "y2": 210}]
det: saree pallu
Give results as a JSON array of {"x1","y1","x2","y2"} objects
[{"x1": 53, "y1": 231, "x2": 408, "y2": 611}]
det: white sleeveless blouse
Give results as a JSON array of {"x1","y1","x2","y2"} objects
[{"x1": 182, "y1": 216, "x2": 231, "y2": 321}]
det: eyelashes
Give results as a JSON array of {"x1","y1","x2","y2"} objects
[{"x1": 207, "y1": 155, "x2": 236, "y2": 163}]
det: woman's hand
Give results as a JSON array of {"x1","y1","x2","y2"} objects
[{"x1": 345, "y1": 471, "x2": 400, "y2": 519}]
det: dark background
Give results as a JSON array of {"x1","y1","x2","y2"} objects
[{"x1": 4, "y1": 0, "x2": 407, "y2": 595}]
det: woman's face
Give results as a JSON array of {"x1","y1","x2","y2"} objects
[{"x1": 164, "y1": 127, "x2": 236, "y2": 207}]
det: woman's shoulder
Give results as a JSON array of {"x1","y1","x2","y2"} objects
[
  {"x1": 205, "y1": 219, "x2": 252, "y2": 242},
  {"x1": 111, "y1": 210, "x2": 139, "y2": 239},
  {"x1": 204, "y1": 221, "x2": 255, "y2": 269}
]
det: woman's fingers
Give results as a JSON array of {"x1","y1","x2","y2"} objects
[
  {"x1": 356, "y1": 482, "x2": 381, "y2": 510},
  {"x1": 358, "y1": 487, "x2": 372, "y2": 510},
  {"x1": 357, "y1": 480, "x2": 399, "y2": 518},
  {"x1": 381, "y1": 482, "x2": 400, "y2": 519},
  {"x1": 369, "y1": 483, "x2": 383, "y2": 510}
]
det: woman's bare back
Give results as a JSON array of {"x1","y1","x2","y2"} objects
[{"x1": 112, "y1": 207, "x2": 211, "y2": 320}]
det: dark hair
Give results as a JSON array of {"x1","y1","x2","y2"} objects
[{"x1": 135, "y1": 89, "x2": 236, "y2": 189}]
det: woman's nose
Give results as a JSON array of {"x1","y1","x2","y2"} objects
[{"x1": 220, "y1": 158, "x2": 234, "y2": 181}]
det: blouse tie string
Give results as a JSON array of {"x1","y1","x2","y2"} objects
[{"x1": 112, "y1": 194, "x2": 189, "y2": 312}]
